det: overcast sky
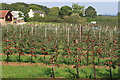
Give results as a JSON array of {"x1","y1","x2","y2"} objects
[{"x1": 1, "y1": 0, "x2": 119, "y2": 15}]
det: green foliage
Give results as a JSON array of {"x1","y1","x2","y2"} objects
[
  {"x1": 117, "y1": 12, "x2": 120, "y2": 16},
  {"x1": 2, "y1": 65, "x2": 119, "y2": 78},
  {"x1": 17, "y1": 5, "x2": 28, "y2": 14},
  {"x1": 0, "y1": 3, "x2": 11, "y2": 10},
  {"x1": 10, "y1": 2, "x2": 29, "y2": 13},
  {"x1": 18, "y1": 12, "x2": 23, "y2": 17},
  {"x1": 29, "y1": 5, "x2": 43, "y2": 11},
  {"x1": 1, "y1": 2, "x2": 118, "y2": 27},
  {"x1": 1, "y1": 2, "x2": 49, "y2": 19},
  {"x1": 86, "y1": 17, "x2": 96, "y2": 22},
  {"x1": 49, "y1": 7, "x2": 59, "y2": 17},
  {"x1": 28, "y1": 13, "x2": 44, "y2": 22},
  {"x1": 34, "y1": 12, "x2": 40, "y2": 17},
  {"x1": 96, "y1": 15, "x2": 118, "y2": 27},
  {"x1": 64, "y1": 13, "x2": 87, "y2": 24},
  {"x1": 28, "y1": 16, "x2": 63, "y2": 23},
  {"x1": 85, "y1": 6, "x2": 97, "y2": 18},
  {"x1": 43, "y1": 16, "x2": 64, "y2": 22},
  {"x1": 72, "y1": 3, "x2": 85, "y2": 16},
  {"x1": 59, "y1": 6, "x2": 72, "y2": 18},
  {"x1": 24, "y1": 10, "x2": 30, "y2": 22},
  {"x1": 1, "y1": 23, "x2": 119, "y2": 78},
  {"x1": 28, "y1": 15, "x2": 43, "y2": 22},
  {"x1": 29, "y1": 4, "x2": 49, "y2": 15}
]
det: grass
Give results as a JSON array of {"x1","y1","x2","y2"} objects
[
  {"x1": 27, "y1": 22, "x2": 65, "y2": 25},
  {"x1": 2, "y1": 65, "x2": 48, "y2": 78},
  {"x1": 1, "y1": 54, "x2": 118, "y2": 66},
  {"x1": 2, "y1": 65, "x2": 120, "y2": 78}
]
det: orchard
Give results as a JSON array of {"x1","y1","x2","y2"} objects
[{"x1": 1, "y1": 23, "x2": 119, "y2": 79}]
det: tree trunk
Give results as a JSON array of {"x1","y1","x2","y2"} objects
[
  {"x1": 76, "y1": 67, "x2": 80, "y2": 79},
  {"x1": 18, "y1": 54, "x2": 21, "y2": 63},
  {"x1": 110, "y1": 67, "x2": 112, "y2": 79},
  {"x1": 93, "y1": 51, "x2": 96, "y2": 79},
  {"x1": 7, "y1": 54, "x2": 9, "y2": 63},
  {"x1": 52, "y1": 67, "x2": 55, "y2": 78},
  {"x1": 31, "y1": 54, "x2": 33, "y2": 63}
]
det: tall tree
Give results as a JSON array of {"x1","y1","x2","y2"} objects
[
  {"x1": 85, "y1": 6, "x2": 97, "y2": 18},
  {"x1": 59, "y1": 6, "x2": 72, "y2": 18},
  {"x1": 29, "y1": 5, "x2": 43, "y2": 11},
  {"x1": 17, "y1": 5, "x2": 27, "y2": 13},
  {"x1": 72, "y1": 3, "x2": 84, "y2": 16},
  {"x1": 29, "y1": 4, "x2": 49, "y2": 15},
  {"x1": 0, "y1": 3, "x2": 10, "y2": 10},
  {"x1": 49, "y1": 7, "x2": 59, "y2": 17}
]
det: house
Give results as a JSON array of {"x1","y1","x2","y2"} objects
[
  {"x1": 91, "y1": 21, "x2": 96, "y2": 24},
  {"x1": 0, "y1": 10, "x2": 14, "y2": 25},
  {"x1": 11, "y1": 11, "x2": 24, "y2": 23},
  {"x1": 28, "y1": 9, "x2": 44, "y2": 18}
]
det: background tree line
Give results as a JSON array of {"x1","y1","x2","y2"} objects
[{"x1": 0, "y1": 2, "x2": 118, "y2": 26}]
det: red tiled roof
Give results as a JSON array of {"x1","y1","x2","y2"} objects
[{"x1": 0, "y1": 10, "x2": 9, "y2": 18}]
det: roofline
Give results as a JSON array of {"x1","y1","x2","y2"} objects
[
  {"x1": 6, "y1": 11, "x2": 13, "y2": 17},
  {"x1": 0, "y1": 10, "x2": 9, "y2": 16},
  {"x1": 0, "y1": 10, "x2": 13, "y2": 17}
]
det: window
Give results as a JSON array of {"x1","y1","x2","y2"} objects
[{"x1": 8, "y1": 16, "x2": 10, "y2": 19}]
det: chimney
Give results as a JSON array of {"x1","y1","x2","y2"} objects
[{"x1": 30, "y1": 9, "x2": 33, "y2": 12}]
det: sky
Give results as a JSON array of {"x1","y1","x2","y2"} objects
[{"x1": 1, "y1": 0, "x2": 119, "y2": 15}]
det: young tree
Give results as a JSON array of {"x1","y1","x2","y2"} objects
[
  {"x1": 85, "y1": 6, "x2": 97, "y2": 18},
  {"x1": 72, "y1": 3, "x2": 85, "y2": 16}
]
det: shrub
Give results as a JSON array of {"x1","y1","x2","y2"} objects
[
  {"x1": 43, "y1": 16, "x2": 64, "y2": 22},
  {"x1": 64, "y1": 13, "x2": 87, "y2": 24},
  {"x1": 86, "y1": 17, "x2": 96, "y2": 22},
  {"x1": 28, "y1": 17, "x2": 44, "y2": 22},
  {"x1": 28, "y1": 16, "x2": 63, "y2": 23}
]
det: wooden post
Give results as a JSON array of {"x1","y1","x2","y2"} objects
[
  {"x1": 98, "y1": 26, "x2": 101, "y2": 65},
  {"x1": 79, "y1": 24, "x2": 82, "y2": 42},
  {"x1": 45, "y1": 27, "x2": 47, "y2": 38},
  {"x1": 105, "y1": 26, "x2": 109, "y2": 32},
  {"x1": 93, "y1": 50, "x2": 96, "y2": 79},
  {"x1": 35, "y1": 26, "x2": 36, "y2": 35},
  {"x1": 114, "y1": 26, "x2": 117, "y2": 32},
  {"x1": 109, "y1": 32, "x2": 113, "y2": 79},
  {"x1": 68, "y1": 28, "x2": 69, "y2": 43},
  {"x1": 109, "y1": 31, "x2": 112, "y2": 41},
  {"x1": 20, "y1": 27, "x2": 21, "y2": 38},
  {"x1": 31, "y1": 27, "x2": 33, "y2": 37},
  {"x1": 92, "y1": 42, "x2": 96, "y2": 79},
  {"x1": 56, "y1": 27, "x2": 57, "y2": 36},
  {"x1": 86, "y1": 28, "x2": 90, "y2": 66}
]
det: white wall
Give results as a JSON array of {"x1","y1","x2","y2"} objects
[{"x1": 28, "y1": 9, "x2": 34, "y2": 18}]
